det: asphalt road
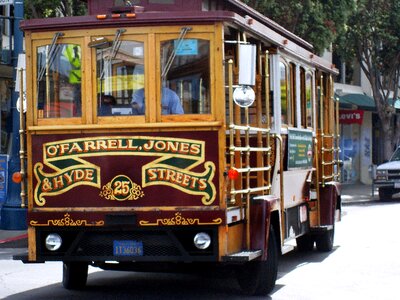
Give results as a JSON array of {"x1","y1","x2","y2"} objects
[{"x1": 1, "y1": 200, "x2": 399, "y2": 299}]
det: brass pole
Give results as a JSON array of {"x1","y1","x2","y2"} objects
[
  {"x1": 245, "y1": 106, "x2": 251, "y2": 249},
  {"x1": 265, "y1": 51, "x2": 271, "y2": 192},
  {"x1": 274, "y1": 134, "x2": 285, "y2": 245},
  {"x1": 18, "y1": 68, "x2": 26, "y2": 208},
  {"x1": 45, "y1": 46, "x2": 51, "y2": 118},
  {"x1": 228, "y1": 59, "x2": 235, "y2": 205},
  {"x1": 319, "y1": 75, "x2": 325, "y2": 187}
]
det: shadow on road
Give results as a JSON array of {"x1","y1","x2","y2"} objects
[
  {"x1": 4, "y1": 269, "x2": 264, "y2": 300},
  {"x1": 3, "y1": 246, "x2": 341, "y2": 300}
]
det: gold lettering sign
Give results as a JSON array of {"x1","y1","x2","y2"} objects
[{"x1": 34, "y1": 136, "x2": 216, "y2": 206}]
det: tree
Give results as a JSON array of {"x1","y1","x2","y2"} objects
[
  {"x1": 25, "y1": 0, "x2": 87, "y2": 19},
  {"x1": 243, "y1": 0, "x2": 354, "y2": 55},
  {"x1": 337, "y1": 0, "x2": 400, "y2": 160}
]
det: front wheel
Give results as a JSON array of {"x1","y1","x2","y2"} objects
[
  {"x1": 62, "y1": 261, "x2": 88, "y2": 290},
  {"x1": 236, "y1": 228, "x2": 278, "y2": 295},
  {"x1": 379, "y1": 187, "x2": 393, "y2": 201}
]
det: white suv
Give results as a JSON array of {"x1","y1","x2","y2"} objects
[{"x1": 374, "y1": 147, "x2": 400, "y2": 200}]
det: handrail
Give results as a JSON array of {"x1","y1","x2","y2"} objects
[
  {"x1": 18, "y1": 68, "x2": 26, "y2": 208},
  {"x1": 273, "y1": 134, "x2": 285, "y2": 245}
]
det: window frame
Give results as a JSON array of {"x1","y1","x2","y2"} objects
[
  {"x1": 279, "y1": 59, "x2": 290, "y2": 127},
  {"x1": 33, "y1": 37, "x2": 87, "y2": 126},
  {"x1": 156, "y1": 32, "x2": 215, "y2": 123},
  {"x1": 93, "y1": 34, "x2": 148, "y2": 125}
]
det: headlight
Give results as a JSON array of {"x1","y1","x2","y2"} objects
[
  {"x1": 375, "y1": 169, "x2": 388, "y2": 180},
  {"x1": 193, "y1": 232, "x2": 211, "y2": 250},
  {"x1": 45, "y1": 233, "x2": 62, "y2": 251}
]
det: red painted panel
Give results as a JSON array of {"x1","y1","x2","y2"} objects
[
  {"x1": 319, "y1": 185, "x2": 337, "y2": 225},
  {"x1": 31, "y1": 131, "x2": 220, "y2": 208},
  {"x1": 86, "y1": 0, "x2": 203, "y2": 15},
  {"x1": 28, "y1": 209, "x2": 225, "y2": 227}
]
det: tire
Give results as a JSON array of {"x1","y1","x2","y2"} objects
[
  {"x1": 379, "y1": 187, "x2": 393, "y2": 201},
  {"x1": 315, "y1": 227, "x2": 334, "y2": 252},
  {"x1": 62, "y1": 261, "x2": 88, "y2": 290},
  {"x1": 296, "y1": 234, "x2": 314, "y2": 252},
  {"x1": 237, "y1": 227, "x2": 278, "y2": 296}
]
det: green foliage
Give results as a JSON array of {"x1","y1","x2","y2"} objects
[
  {"x1": 243, "y1": 0, "x2": 354, "y2": 54},
  {"x1": 339, "y1": 0, "x2": 400, "y2": 158},
  {"x1": 25, "y1": 0, "x2": 87, "y2": 19}
]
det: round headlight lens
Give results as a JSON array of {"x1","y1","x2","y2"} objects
[
  {"x1": 45, "y1": 233, "x2": 62, "y2": 251},
  {"x1": 193, "y1": 232, "x2": 211, "y2": 250}
]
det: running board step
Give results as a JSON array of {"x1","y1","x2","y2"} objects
[
  {"x1": 222, "y1": 250, "x2": 262, "y2": 262},
  {"x1": 282, "y1": 244, "x2": 295, "y2": 255}
]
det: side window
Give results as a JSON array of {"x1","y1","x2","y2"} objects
[
  {"x1": 96, "y1": 40, "x2": 145, "y2": 116},
  {"x1": 279, "y1": 61, "x2": 288, "y2": 125},
  {"x1": 160, "y1": 38, "x2": 210, "y2": 115},
  {"x1": 289, "y1": 62, "x2": 297, "y2": 126},
  {"x1": 305, "y1": 72, "x2": 313, "y2": 128},
  {"x1": 37, "y1": 44, "x2": 82, "y2": 118},
  {"x1": 301, "y1": 68, "x2": 313, "y2": 128}
]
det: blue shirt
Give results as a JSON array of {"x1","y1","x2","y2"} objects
[{"x1": 131, "y1": 87, "x2": 184, "y2": 115}]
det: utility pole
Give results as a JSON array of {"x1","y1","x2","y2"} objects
[{"x1": 0, "y1": 0, "x2": 26, "y2": 229}]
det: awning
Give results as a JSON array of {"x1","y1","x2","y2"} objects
[{"x1": 336, "y1": 93, "x2": 375, "y2": 111}]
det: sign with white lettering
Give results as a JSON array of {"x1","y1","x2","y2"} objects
[
  {"x1": 288, "y1": 129, "x2": 313, "y2": 169},
  {"x1": 0, "y1": 0, "x2": 13, "y2": 6},
  {"x1": 339, "y1": 109, "x2": 364, "y2": 125}
]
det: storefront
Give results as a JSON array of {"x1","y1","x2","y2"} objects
[{"x1": 337, "y1": 93, "x2": 375, "y2": 185}]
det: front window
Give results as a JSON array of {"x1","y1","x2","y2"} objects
[
  {"x1": 96, "y1": 40, "x2": 145, "y2": 116},
  {"x1": 160, "y1": 38, "x2": 210, "y2": 115},
  {"x1": 37, "y1": 43, "x2": 82, "y2": 118}
]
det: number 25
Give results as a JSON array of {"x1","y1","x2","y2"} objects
[{"x1": 114, "y1": 181, "x2": 129, "y2": 195}]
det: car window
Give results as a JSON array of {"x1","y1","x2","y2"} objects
[{"x1": 390, "y1": 148, "x2": 400, "y2": 161}]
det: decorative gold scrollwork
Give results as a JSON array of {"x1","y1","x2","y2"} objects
[
  {"x1": 30, "y1": 213, "x2": 104, "y2": 226},
  {"x1": 139, "y1": 212, "x2": 222, "y2": 226}
]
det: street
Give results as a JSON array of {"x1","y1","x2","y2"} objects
[{"x1": 1, "y1": 200, "x2": 400, "y2": 299}]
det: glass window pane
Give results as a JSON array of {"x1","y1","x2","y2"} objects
[
  {"x1": 280, "y1": 61, "x2": 287, "y2": 125},
  {"x1": 305, "y1": 73, "x2": 313, "y2": 127},
  {"x1": 96, "y1": 40, "x2": 144, "y2": 116},
  {"x1": 160, "y1": 38, "x2": 210, "y2": 115},
  {"x1": 37, "y1": 44, "x2": 82, "y2": 118}
]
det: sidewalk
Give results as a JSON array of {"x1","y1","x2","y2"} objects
[
  {"x1": 0, "y1": 229, "x2": 27, "y2": 248},
  {"x1": 341, "y1": 182, "x2": 377, "y2": 204}
]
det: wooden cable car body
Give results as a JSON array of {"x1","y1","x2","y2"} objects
[{"x1": 16, "y1": 0, "x2": 341, "y2": 295}]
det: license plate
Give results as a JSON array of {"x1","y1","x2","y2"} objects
[
  {"x1": 113, "y1": 240, "x2": 143, "y2": 256},
  {"x1": 395, "y1": 182, "x2": 400, "y2": 188}
]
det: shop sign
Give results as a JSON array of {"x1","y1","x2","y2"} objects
[{"x1": 339, "y1": 109, "x2": 364, "y2": 124}]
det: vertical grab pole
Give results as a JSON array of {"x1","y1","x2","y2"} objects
[
  {"x1": 265, "y1": 50, "x2": 271, "y2": 192},
  {"x1": 18, "y1": 68, "x2": 26, "y2": 208},
  {"x1": 332, "y1": 75, "x2": 341, "y2": 181},
  {"x1": 245, "y1": 105, "x2": 251, "y2": 249},
  {"x1": 228, "y1": 59, "x2": 236, "y2": 205},
  {"x1": 319, "y1": 75, "x2": 325, "y2": 187}
]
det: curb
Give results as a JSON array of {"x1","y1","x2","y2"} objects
[{"x1": 0, "y1": 233, "x2": 27, "y2": 244}]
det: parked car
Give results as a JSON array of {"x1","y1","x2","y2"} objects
[{"x1": 374, "y1": 146, "x2": 400, "y2": 200}]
